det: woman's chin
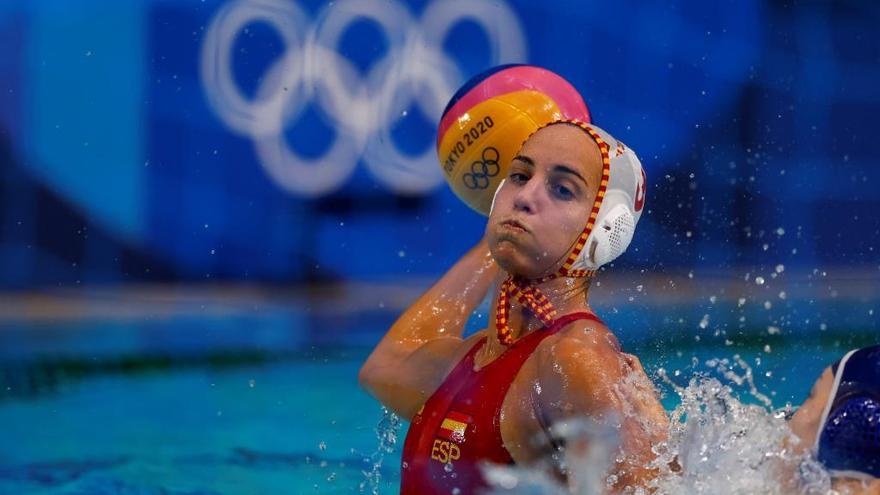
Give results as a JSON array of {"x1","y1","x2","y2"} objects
[
  {"x1": 491, "y1": 246, "x2": 541, "y2": 278},
  {"x1": 491, "y1": 245, "x2": 523, "y2": 273},
  {"x1": 490, "y1": 234, "x2": 563, "y2": 279}
]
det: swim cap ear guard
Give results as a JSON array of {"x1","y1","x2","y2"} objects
[{"x1": 570, "y1": 125, "x2": 647, "y2": 271}]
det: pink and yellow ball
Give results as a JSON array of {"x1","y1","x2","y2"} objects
[{"x1": 437, "y1": 65, "x2": 591, "y2": 216}]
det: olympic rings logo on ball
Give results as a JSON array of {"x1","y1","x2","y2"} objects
[
  {"x1": 462, "y1": 147, "x2": 501, "y2": 190},
  {"x1": 200, "y1": 0, "x2": 527, "y2": 197}
]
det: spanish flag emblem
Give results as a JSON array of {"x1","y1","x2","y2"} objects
[{"x1": 438, "y1": 411, "x2": 472, "y2": 444}]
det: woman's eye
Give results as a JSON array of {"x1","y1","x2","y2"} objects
[
  {"x1": 553, "y1": 184, "x2": 574, "y2": 200},
  {"x1": 509, "y1": 172, "x2": 528, "y2": 184}
]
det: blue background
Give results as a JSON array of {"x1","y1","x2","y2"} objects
[
  {"x1": 1, "y1": 0, "x2": 878, "y2": 288},
  {"x1": 1, "y1": 4, "x2": 878, "y2": 492}
]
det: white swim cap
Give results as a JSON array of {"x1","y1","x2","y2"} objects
[{"x1": 569, "y1": 123, "x2": 646, "y2": 271}]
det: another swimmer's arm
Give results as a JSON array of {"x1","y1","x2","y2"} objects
[
  {"x1": 359, "y1": 235, "x2": 501, "y2": 418},
  {"x1": 537, "y1": 332, "x2": 669, "y2": 494},
  {"x1": 788, "y1": 366, "x2": 834, "y2": 452},
  {"x1": 832, "y1": 478, "x2": 880, "y2": 495}
]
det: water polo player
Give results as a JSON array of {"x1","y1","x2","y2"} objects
[
  {"x1": 359, "y1": 65, "x2": 668, "y2": 494},
  {"x1": 789, "y1": 345, "x2": 880, "y2": 493}
]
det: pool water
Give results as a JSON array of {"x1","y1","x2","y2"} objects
[
  {"x1": 0, "y1": 354, "x2": 395, "y2": 494},
  {"x1": 0, "y1": 308, "x2": 873, "y2": 494}
]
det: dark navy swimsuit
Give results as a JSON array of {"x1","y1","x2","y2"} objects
[{"x1": 816, "y1": 345, "x2": 880, "y2": 479}]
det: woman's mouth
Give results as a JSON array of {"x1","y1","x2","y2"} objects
[{"x1": 501, "y1": 220, "x2": 529, "y2": 233}]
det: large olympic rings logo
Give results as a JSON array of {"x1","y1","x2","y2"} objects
[
  {"x1": 200, "y1": 0, "x2": 527, "y2": 197},
  {"x1": 462, "y1": 147, "x2": 500, "y2": 190}
]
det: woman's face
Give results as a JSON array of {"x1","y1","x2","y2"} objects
[{"x1": 487, "y1": 123, "x2": 604, "y2": 278}]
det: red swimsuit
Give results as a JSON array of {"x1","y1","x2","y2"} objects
[{"x1": 400, "y1": 312, "x2": 601, "y2": 494}]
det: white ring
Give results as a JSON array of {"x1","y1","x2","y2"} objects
[
  {"x1": 421, "y1": 0, "x2": 526, "y2": 65},
  {"x1": 201, "y1": 0, "x2": 310, "y2": 136},
  {"x1": 362, "y1": 43, "x2": 460, "y2": 193},
  {"x1": 200, "y1": 0, "x2": 528, "y2": 196}
]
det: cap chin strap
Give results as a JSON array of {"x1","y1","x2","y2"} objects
[{"x1": 494, "y1": 121, "x2": 610, "y2": 345}]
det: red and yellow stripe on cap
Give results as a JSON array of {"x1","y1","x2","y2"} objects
[{"x1": 557, "y1": 121, "x2": 610, "y2": 276}]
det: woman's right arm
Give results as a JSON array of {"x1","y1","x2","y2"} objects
[{"x1": 358, "y1": 236, "x2": 502, "y2": 419}]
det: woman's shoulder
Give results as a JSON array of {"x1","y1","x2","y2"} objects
[
  {"x1": 524, "y1": 317, "x2": 638, "y2": 420},
  {"x1": 530, "y1": 314, "x2": 624, "y2": 384},
  {"x1": 546, "y1": 313, "x2": 621, "y2": 354}
]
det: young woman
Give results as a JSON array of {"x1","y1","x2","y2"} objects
[{"x1": 359, "y1": 121, "x2": 668, "y2": 494}]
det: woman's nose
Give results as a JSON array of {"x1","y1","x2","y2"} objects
[{"x1": 512, "y1": 177, "x2": 541, "y2": 214}]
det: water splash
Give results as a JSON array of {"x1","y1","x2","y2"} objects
[
  {"x1": 649, "y1": 375, "x2": 829, "y2": 494},
  {"x1": 483, "y1": 418, "x2": 620, "y2": 495},
  {"x1": 359, "y1": 407, "x2": 403, "y2": 494},
  {"x1": 481, "y1": 357, "x2": 836, "y2": 495}
]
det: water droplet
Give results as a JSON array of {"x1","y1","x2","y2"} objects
[{"x1": 755, "y1": 276, "x2": 765, "y2": 285}]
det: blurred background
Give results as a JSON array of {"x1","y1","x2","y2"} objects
[{"x1": 1, "y1": 0, "x2": 878, "y2": 493}]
